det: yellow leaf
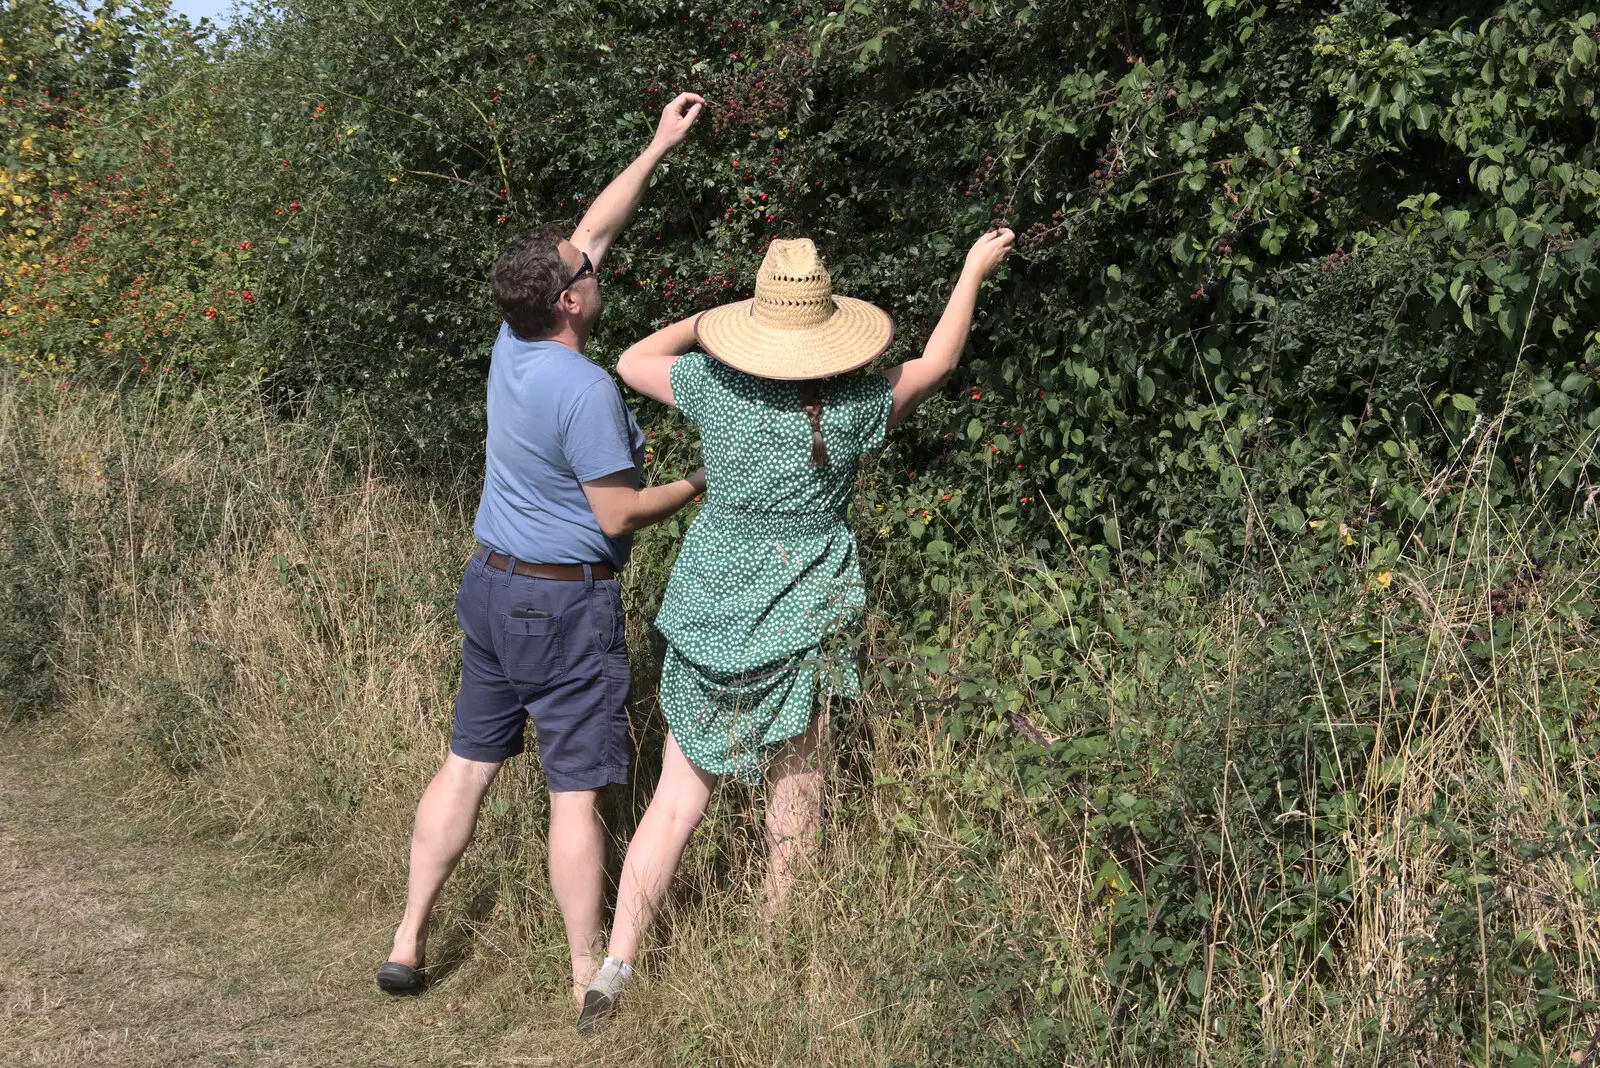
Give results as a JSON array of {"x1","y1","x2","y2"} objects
[{"x1": 1374, "y1": 570, "x2": 1393, "y2": 588}]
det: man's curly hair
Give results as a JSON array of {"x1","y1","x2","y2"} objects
[{"x1": 490, "y1": 224, "x2": 567, "y2": 340}]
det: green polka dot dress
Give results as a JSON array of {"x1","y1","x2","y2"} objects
[{"x1": 656, "y1": 351, "x2": 893, "y2": 783}]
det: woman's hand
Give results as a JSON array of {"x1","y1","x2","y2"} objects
[
  {"x1": 882, "y1": 227, "x2": 1015, "y2": 429},
  {"x1": 962, "y1": 227, "x2": 1015, "y2": 281}
]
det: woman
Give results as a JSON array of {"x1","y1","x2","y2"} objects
[{"x1": 577, "y1": 228, "x2": 1014, "y2": 1031}]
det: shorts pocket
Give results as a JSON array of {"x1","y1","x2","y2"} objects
[{"x1": 500, "y1": 612, "x2": 566, "y2": 688}]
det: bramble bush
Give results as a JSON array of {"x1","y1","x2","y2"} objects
[
  {"x1": 5, "y1": 0, "x2": 1600, "y2": 1062},
  {"x1": 9, "y1": 0, "x2": 1599, "y2": 542}
]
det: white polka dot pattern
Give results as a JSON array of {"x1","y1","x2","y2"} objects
[{"x1": 656, "y1": 352, "x2": 893, "y2": 781}]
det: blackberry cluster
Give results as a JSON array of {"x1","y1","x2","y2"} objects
[
  {"x1": 1087, "y1": 145, "x2": 1123, "y2": 197},
  {"x1": 1020, "y1": 208, "x2": 1066, "y2": 249},
  {"x1": 707, "y1": 46, "x2": 809, "y2": 134},
  {"x1": 962, "y1": 154, "x2": 997, "y2": 198}
]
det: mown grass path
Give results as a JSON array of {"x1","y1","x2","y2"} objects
[{"x1": 0, "y1": 728, "x2": 596, "y2": 1068}]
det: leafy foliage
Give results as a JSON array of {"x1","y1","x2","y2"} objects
[{"x1": 6, "y1": 0, "x2": 1600, "y2": 1061}]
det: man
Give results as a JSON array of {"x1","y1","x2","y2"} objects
[{"x1": 376, "y1": 92, "x2": 706, "y2": 1013}]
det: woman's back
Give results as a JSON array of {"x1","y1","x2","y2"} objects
[
  {"x1": 670, "y1": 351, "x2": 891, "y2": 520},
  {"x1": 655, "y1": 351, "x2": 890, "y2": 679}
]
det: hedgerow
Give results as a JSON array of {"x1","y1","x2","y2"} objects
[
  {"x1": 9, "y1": 1, "x2": 1599, "y2": 543},
  {"x1": 5, "y1": 0, "x2": 1600, "y2": 1062}
]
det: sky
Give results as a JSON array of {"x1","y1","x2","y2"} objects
[{"x1": 166, "y1": 0, "x2": 237, "y2": 28}]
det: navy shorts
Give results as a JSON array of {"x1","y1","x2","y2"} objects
[{"x1": 449, "y1": 552, "x2": 631, "y2": 791}]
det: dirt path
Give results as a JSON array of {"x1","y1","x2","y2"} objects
[{"x1": 0, "y1": 728, "x2": 598, "y2": 1068}]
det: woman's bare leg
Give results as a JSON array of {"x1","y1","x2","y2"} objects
[
  {"x1": 606, "y1": 733, "x2": 718, "y2": 963},
  {"x1": 762, "y1": 710, "x2": 828, "y2": 932}
]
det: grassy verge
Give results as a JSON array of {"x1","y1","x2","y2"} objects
[{"x1": 3, "y1": 374, "x2": 1598, "y2": 1066}]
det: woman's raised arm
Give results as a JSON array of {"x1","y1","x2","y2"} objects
[
  {"x1": 615, "y1": 313, "x2": 702, "y2": 406},
  {"x1": 882, "y1": 228, "x2": 1014, "y2": 428}
]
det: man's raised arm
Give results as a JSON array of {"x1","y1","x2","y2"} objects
[{"x1": 571, "y1": 92, "x2": 704, "y2": 268}]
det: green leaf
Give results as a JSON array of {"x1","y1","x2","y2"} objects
[
  {"x1": 1497, "y1": 205, "x2": 1518, "y2": 242},
  {"x1": 1450, "y1": 393, "x2": 1476, "y2": 412}
]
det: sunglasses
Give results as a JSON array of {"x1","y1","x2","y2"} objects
[{"x1": 557, "y1": 250, "x2": 594, "y2": 298}]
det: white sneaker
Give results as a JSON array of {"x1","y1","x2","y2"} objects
[{"x1": 576, "y1": 956, "x2": 632, "y2": 1034}]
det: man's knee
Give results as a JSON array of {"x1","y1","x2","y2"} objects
[
  {"x1": 435, "y1": 752, "x2": 502, "y2": 800},
  {"x1": 548, "y1": 787, "x2": 601, "y2": 824}
]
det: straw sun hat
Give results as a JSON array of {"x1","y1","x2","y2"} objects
[{"x1": 695, "y1": 238, "x2": 894, "y2": 380}]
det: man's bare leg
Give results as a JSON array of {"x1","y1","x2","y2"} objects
[
  {"x1": 388, "y1": 753, "x2": 502, "y2": 969},
  {"x1": 548, "y1": 788, "x2": 607, "y2": 1006}
]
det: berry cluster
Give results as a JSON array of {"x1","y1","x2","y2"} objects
[
  {"x1": 962, "y1": 154, "x2": 998, "y2": 199},
  {"x1": 1020, "y1": 208, "x2": 1067, "y2": 249},
  {"x1": 706, "y1": 43, "x2": 810, "y2": 134},
  {"x1": 1318, "y1": 248, "x2": 1351, "y2": 273},
  {"x1": 1087, "y1": 145, "x2": 1124, "y2": 198}
]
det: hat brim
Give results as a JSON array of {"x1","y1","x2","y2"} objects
[{"x1": 695, "y1": 296, "x2": 895, "y2": 380}]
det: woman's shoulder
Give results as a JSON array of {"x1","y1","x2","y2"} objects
[
  {"x1": 677, "y1": 349, "x2": 747, "y2": 387},
  {"x1": 668, "y1": 350, "x2": 716, "y2": 401},
  {"x1": 824, "y1": 368, "x2": 892, "y2": 406},
  {"x1": 672, "y1": 351, "x2": 773, "y2": 420}
]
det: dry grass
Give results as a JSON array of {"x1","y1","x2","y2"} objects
[{"x1": 3, "y1": 375, "x2": 1598, "y2": 1066}]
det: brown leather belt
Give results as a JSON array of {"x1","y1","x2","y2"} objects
[{"x1": 474, "y1": 546, "x2": 616, "y2": 581}]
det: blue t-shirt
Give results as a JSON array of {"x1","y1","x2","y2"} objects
[{"x1": 472, "y1": 326, "x2": 646, "y2": 569}]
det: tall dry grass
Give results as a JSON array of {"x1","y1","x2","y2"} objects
[{"x1": 3, "y1": 373, "x2": 1597, "y2": 1066}]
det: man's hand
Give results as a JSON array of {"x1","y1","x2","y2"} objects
[
  {"x1": 652, "y1": 93, "x2": 705, "y2": 152},
  {"x1": 572, "y1": 92, "x2": 705, "y2": 267}
]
